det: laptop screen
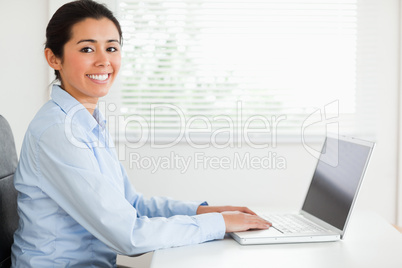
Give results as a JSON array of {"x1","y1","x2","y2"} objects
[{"x1": 301, "y1": 136, "x2": 373, "y2": 231}]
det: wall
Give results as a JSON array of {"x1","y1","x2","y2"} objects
[
  {"x1": 398, "y1": 0, "x2": 402, "y2": 227},
  {"x1": 0, "y1": 0, "x2": 49, "y2": 153}
]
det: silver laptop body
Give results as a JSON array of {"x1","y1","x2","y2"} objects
[{"x1": 231, "y1": 135, "x2": 375, "y2": 245}]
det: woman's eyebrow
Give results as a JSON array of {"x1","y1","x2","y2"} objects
[
  {"x1": 77, "y1": 39, "x2": 120, "y2": 44},
  {"x1": 77, "y1": 39, "x2": 96, "y2": 44}
]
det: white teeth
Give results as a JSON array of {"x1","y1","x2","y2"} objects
[{"x1": 88, "y1": 74, "x2": 108, "y2": 81}]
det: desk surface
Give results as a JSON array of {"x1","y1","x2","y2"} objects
[{"x1": 150, "y1": 211, "x2": 402, "y2": 268}]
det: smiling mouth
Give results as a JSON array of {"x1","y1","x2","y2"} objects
[{"x1": 86, "y1": 74, "x2": 109, "y2": 81}]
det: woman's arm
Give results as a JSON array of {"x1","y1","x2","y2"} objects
[
  {"x1": 30, "y1": 123, "x2": 226, "y2": 255},
  {"x1": 122, "y1": 167, "x2": 271, "y2": 232},
  {"x1": 120, "y1": 163, "x2": 205, "y2": 218}
]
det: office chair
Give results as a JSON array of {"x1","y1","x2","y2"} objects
[{"x1": 0, "y1": 115, "x2": 19, "y2": 268}]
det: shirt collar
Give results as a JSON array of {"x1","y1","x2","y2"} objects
[
  {"x1": 93, "y1": 105, "x2": 107, "y2": 130},
  {"x1": 51, "y1": 84, "x2": 106, "y2": 132}
]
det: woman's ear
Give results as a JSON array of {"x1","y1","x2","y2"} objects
[{"x1": 44, "y1": 48, "x2": 62, "y2": 71}]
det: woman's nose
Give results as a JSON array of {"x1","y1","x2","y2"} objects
[{"x1": 95, "y1": 51, "x2": 110, "y2": 67}]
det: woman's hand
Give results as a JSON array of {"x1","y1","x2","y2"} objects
[
  {"x1": 196, "y1": 205, "x2": 271, "y2": 232},
  {"x1": 221, "y1": 211, "x2": 271, "y2": 232},
  {"x1": 196, "y1": 205, "x2": 257, "y2": 215}
]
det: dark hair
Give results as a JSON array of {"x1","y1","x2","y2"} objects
[{"x1": 45, "y1": 0, "x2": 122, "y2": 82}]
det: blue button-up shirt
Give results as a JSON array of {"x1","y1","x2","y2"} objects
[{"x1": 11, "y1": 85, "x2": 225, "y2": 267}]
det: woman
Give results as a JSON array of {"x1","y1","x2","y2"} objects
[{"x1": 11, "y1": 0, "x2": 270, "y2": 267}]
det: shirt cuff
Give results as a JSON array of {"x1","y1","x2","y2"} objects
[
  {"x1": 192, "y1": 212, "x2": 226, "y2": 242},
  {"x1": 183, "y1": 200, "x2": 209, "y2": 216}
]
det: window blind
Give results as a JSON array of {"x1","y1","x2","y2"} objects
[{"x1": 106, "y1": 0, "x2": 377, "y2": 147}]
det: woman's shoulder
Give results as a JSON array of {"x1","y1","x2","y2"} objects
[{"x1": 27, "y1": 100, "x2": 80, "y2": 141}]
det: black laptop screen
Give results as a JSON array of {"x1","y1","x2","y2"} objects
[{"x1": 301, "y1": 136, "x2": 372, "y2": 230}]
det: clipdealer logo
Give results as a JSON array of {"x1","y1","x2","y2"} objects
[{"x1": 301, "y1": 100, "x2": 339, "y2": 167}]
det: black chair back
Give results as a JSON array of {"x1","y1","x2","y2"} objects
[{"x1": 0, "y1": 115, "x2": 19, "y2": 268}]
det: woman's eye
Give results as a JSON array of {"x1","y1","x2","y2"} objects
[
  {"x1": 107, "y1": 47, "x2": 118, "y2": 52},
  {"x1": 80, "y1": 47, "x2": 94, "y2": 53}
]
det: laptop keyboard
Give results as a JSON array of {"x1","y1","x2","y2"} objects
[{"x1": 262, "y1": 214, "x2": 328, "y2": 234}]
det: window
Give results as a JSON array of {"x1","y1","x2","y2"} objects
[{"x1": 105, "y1": 0, "x2": 378, "y2": 148}]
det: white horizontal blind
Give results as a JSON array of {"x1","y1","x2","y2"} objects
[{"x1": 108, "y1": 0, "x2": 377, "y2": 146}]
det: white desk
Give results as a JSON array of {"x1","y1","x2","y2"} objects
[{"x1": 150, "y1": 211, "x2": 402, "y2": 268}]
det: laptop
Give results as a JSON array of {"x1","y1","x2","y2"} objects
[{"x1": 231, "y1": 134, "x2": 375, "y2": 245}]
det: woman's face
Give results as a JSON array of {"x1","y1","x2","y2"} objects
[{"x1": 57, "y1": 17, "x2": 121, "y2": 106}]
